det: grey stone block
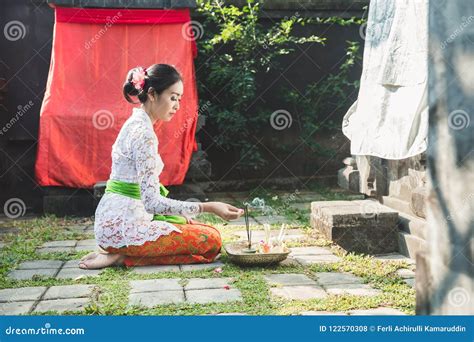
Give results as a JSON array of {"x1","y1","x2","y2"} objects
[
  {"x1": 398, "y1": 231, "x2": 426, "y2": 259},
  {"x1": 131, "y1": 265, "x2": 180, "y2": 274},
  {"x1": 186, "y1": 288, "x2": 242, "y2": 304},
  {"x1": 270, "y1": 285, "x2": 327, "y2": 300},
  {"x1": 130, "y1": 279, "x2": 182, "y2": 293},
  {"x1": 42, "y1": 240, "x2": 77, "y2": 247},
  {"x1": 74, "y1": 245, "x2": 97, "y2": 252},
  {"x1": 18, "y1": 260, "x2": 63, "y2": 269},
  {"x1": 129, "y1": 291, "x2": 185, "y2": 307},
  {"x1": 43, "y1": 285, "x2": 95, "y2": 300},
  {"x1": 264, "y1": 274, "x2": 316, "y2": 286},
  {"x1": 0, "y1": 287, "x2": 47, "y2": 302},
  {"x1": 55, "y1": 267, "x2": 103, "y2": 279},
  {"x1": 315, "y1": 272, "x2": 363, "y2": 286},
  {"x1": 180, "y1": 261, "x2": 224, "y2": 272},
  {"x1": 34, "y1": 298, "x2": 90, "y2": 313},
  {"x1": 0, "y1": 301, "x2": 35, "y2": 315},
  {"x1": 311, "y1": 200, "x2": 399, "y2": 254},
  {"x1": 185, "y1": 278, "x2": 233, "y2": 290},
  {"x1": 324, "y1": 283, "x2": 381, "y2": 297},
  {"x1": 8, "y1": 269, "x2": 58, "y2": 280}
]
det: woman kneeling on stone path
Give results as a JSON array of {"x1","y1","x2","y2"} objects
[{"x1": 80, "y1": 64, "x2": 243, "y2": 269}]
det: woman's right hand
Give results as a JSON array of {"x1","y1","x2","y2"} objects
[{"x1": 201, "y1": 202, "x2": 244, "y2": 221}]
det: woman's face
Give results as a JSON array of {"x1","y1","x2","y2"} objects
[{"x1": 148, "y1": 81, "x2": 183, "y2": 122}]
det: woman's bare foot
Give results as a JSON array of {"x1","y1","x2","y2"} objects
[
  {"x1": 80, "y1": 251, "x2": 98, "y2": 262},
  {"x1": 79, "y1": 253, "x2": 125, "y2": 269}
]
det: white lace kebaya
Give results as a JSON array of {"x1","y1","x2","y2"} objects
[{"x1": 94, "y1": 107, "x2": 201, "y2": 248}]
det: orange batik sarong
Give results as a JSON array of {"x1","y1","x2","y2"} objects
[{"x1": 104, "y1": 221, "x2": 222, "y2": 267}]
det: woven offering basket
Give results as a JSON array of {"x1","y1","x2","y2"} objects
[{"x1": 224, "y1": 241, "x2": 290, "y2": 267}]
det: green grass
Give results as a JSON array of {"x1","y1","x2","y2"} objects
[{"x1": 0, "y1": 188, "x2": 415, "y2": 316}]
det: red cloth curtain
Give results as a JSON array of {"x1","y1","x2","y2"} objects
[{"x1": 35, "y1": 7, "x2": 198, "y2": 188}]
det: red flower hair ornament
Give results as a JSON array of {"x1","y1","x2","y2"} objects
[{"x1": 131, "y1": 66, "x2": 147, "y2": 90}]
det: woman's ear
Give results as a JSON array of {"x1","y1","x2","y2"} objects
[{"x1": 147, "y1": 88, "x2": 155, "y2": 102}]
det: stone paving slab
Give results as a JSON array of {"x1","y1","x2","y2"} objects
[
  {"x1": 315, "y1": 272, "x2": 363, "y2": 286},
  {"x1": 63, "y1": 260, "x2": 81, "y2": 268},
  {"x1": 18, "y1": 260, "x2": 64, "y2": 269},
  {"x1": 43, "y1": 240, "x2": 77, "y2": 247},
  {"x1": 42, "y1": 285, "x2": 95, "y2": 300},
  {"x1": 0, "y1": 287, "x2": 47, "y2": 302},
  {"x1": 226, "y1": 217, "x2": 258, "y2": 226},
  {"x1": 264, "y1": 274, "x2": 316, "y2": 286},
  {"x1": 130, "y1": 279, "x2": 182, "y2": 293},
  {"x1": 374, "y1": 253, "x2": 416, "y2": 265},
  {"x1": 76, "y1": 239, "x2": 96, "y2": 246},
  {"x1": 348, "y1": 307, "x2": 407, "y2": 315},
  {"x1": 184, "y1": 278, "x2": 233, "y2": 290},
  {"x1": 180, "y1": 261, "x2": 224, "y2": 272},
  {"x1": 290, "y1": 246, "x2": 334, "y2": 256},
  {"x1": 34, "y1": 298, "x2": 90, "y2": 313},
  {"x1": 301, "y1": 311, "x2": 346, "y2": 315},
  {"x1": 294, "y1": 254, "x2": 341, "y2": 265},
  {"x1": 396, "y1": 268, "x2": 415, "y2": 278},
  {"x1": 404, "y1": 278, "x2": 415, "y2": 287},
  {"x1": 36, "y1": 246, "x2": 75, "y2": 254},
  {"x1": 36, "y1": 240, "x2": 98, "y2": 254},
  {"x1": 253, "y1": 216, "x2": 290, "y2": 225},
  {"x1": 8, "y1": 268, "x2": 58, "y2": 280},
  {"x1": 270, "y1": 285, "x2": 327, "y2": 300},
  {"x1": 186, "y1": 288, "x2": 242, "y2": 304},
  {"x1": 131, "y1": 265, "x2": 180, "y2": 274},
  {"x1": 324, "y1": 283, "x2": 381, "y2": 297},
  {"x1": 55, "y1": 267, "x2": 103, "y2": 279},
  {"x1": 0, "y1": 301, "x2": 35, "y2": 315},
  {"x1": 233, "y1": 229, "x2": 305, "y2": 242},
  {"x1": 129, "y1": 291, "x2": 185, "y2": 307}
]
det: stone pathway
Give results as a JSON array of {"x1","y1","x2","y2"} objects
[
  {"x1": 129, "y1": 277, "x2": 242, "y2": 307},
  {"x1": 289, "y1": 246, "x2": 341, "y2": 265},
  {"x1": 301, "y1": 307, "x2": 406, "y2": 315},
  {"x1": 8, "y1": 260, "x2": 104, "y2": 280},
  {"x1": 265, "y1": 272, "x2": 381, "y2": 300},
  {"x1": 0, "y1": 284, "x2": 95, "y2": 315},
  {"x1": 130, "y1": 261, "x2": 224, "y2": 274},
  {"x1": 36, "y1": 239, "x2": 97, "y2": 254},
  {"x1": 66, "y1": 224, "x2": 94, "y2": 234}
]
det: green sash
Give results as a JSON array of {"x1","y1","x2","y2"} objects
[{"x1": 105, "y1": 179, "x2": 187, "y2": 224}]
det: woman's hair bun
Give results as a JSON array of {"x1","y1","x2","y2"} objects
[{"x1": 122, "y1": 64, "x2": 182, "y2": 104}]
